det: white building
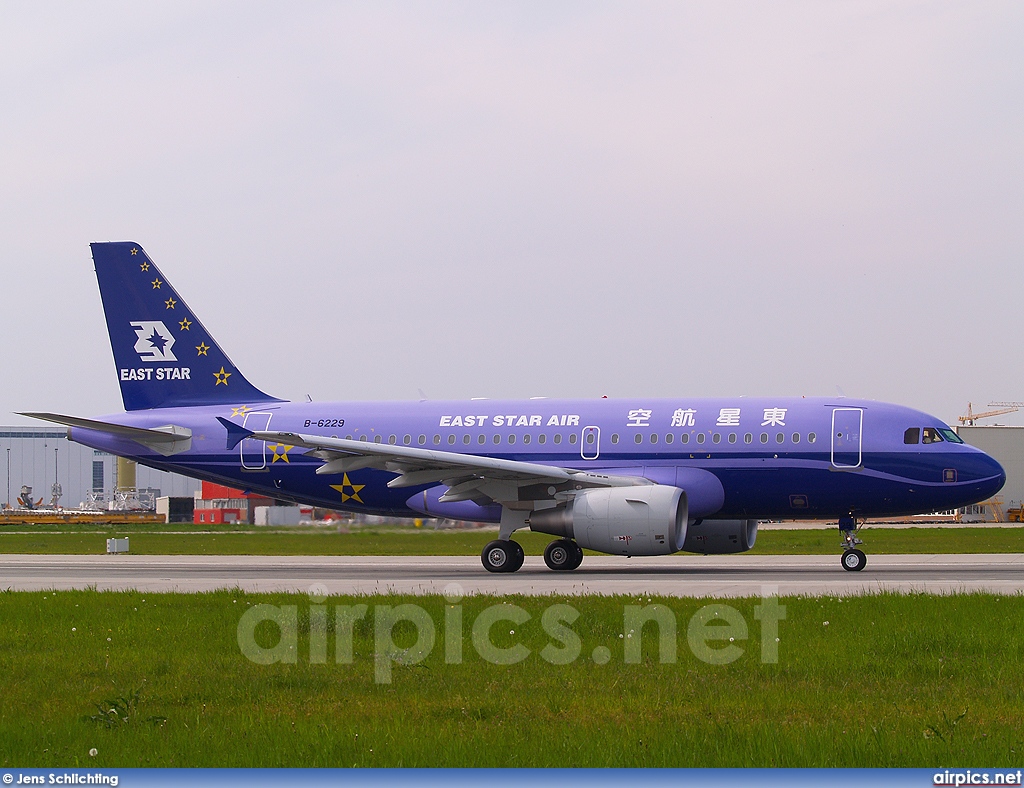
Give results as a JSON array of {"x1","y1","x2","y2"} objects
[
  {"x1": 956, "y1": 425, "x2": 1024, "y2": 521},
  {"x1": 0, "y1": 426, "x2": 200, "y2": 509}
]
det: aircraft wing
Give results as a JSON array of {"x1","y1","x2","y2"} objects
[{"x1": 217, "y1": 418, "x2": 647, "y2": 506}]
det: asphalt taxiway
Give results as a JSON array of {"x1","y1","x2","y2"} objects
[{"x1": 2, "y1": 554, "x2": 1022, "y2": 596}]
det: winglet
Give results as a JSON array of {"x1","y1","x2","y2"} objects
[{"x1": 217, "y1": 417, "x2": 253, "y2": 450}]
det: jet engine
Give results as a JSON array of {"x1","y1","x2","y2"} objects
[
  {"x1": 680, "y1": 519, "x2": 758, "y2": 554},
  {"x1": 528, "y1": 485, "x2": 687, "y2": 556}
]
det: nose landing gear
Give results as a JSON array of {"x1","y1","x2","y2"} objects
[{"x1": 839, "y1": 516, "x2": 867, "y2": 571}]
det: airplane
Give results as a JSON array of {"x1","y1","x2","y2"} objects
[{"x1": 23, "y1": 242, "x2": 1005, "y2": 574}]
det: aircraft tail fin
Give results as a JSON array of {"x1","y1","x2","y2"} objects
[{"x1": 91, "y1": 242, "x2": 281, "y2": 411}]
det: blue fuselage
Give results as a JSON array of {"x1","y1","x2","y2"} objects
[{"x1": 69, "y1": 396, "x2": 1005, "y2": 522}]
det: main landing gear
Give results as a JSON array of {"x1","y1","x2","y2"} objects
[
  {"x1": 543, "y1": 538, "x2": 584, "y2": 571},
  {"x1": 480, "y1": 538, "x2": 585, "y2": 573},
  {"x1": 481, "y1": 539, "x2": 525, "y2": 573},
  {"x1": 839, "y1": 516, "x2": 867, "y2": 572}
]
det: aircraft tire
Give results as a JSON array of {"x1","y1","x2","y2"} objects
[
  {"x1": 569, "y1": 542, "x2": 584, "y2": 570},
  {"x1": 544, "y1": 539, "x2": 577, "y2": 571},
  {"x1": 841, "y1": 549, "x2": 866, "y2": 572},
  {"x1": 509, "y1": 540, "x2": 525, "y2": 572},
  {"x1": 482, "y1": 540, "x2": 517, "y2": 573}
]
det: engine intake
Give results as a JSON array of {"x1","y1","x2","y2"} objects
[{"x1": 529, "y1": 486, "x2": 687, "y2": 556}]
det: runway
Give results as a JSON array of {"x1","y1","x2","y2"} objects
[{"x1": 2, "y1": 553, "x2": 1023, "y2": 596}]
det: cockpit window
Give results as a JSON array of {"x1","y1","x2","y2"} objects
[
  {"x1": 922, "y1": 427, "x2": 944, "y2": 444},
  {"x1": 903, "y1": 428, "x2": 920, "y2": 444},
  {"x1": 938, "y1": 428, "x2": 963, "y2": 444}
]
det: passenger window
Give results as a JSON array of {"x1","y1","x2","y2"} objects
[
  {"x1": 374, "y1": 435, "x2": 382, "y2": 444},
  {"x1": 346, "y1": 435, "x2": 353, "y2": 441},
  {"x1": 418, "y1": 435, "x2": 426, "y2": 445},
  {"x1": 448, "y1": 435, "x2": 456, "y2": 445},
  {"x1": 586, "y1": 433, "x2": 595, "y2": 444},
  {"x1": 665, "y1": 433, "x2": 673, "y2": 444},
  {"x1": 922, "y1": 428, "x2": 944, "y2": 444},
  {"x1": 776, "y1": 433, "x2": 784, "y2": 444},
  {"x1": 508, "y1": 434, "x2": 516, "y2": 445},
  {"x1": 712, "y1": 433, "x2": 721, "y2": 444},
  {"x1": 463, "y1": 434, "x2": 471, "y2": 444},
  {"x1": 792, "y1": 433, "x2": 800, "y2": 444},
  {"x1": 760, "y1": 433, "x2": 768, "y2": 444},
  {"x1": 523, "y1": 434, "x2": 531, "y2": 445},
  {"x1": 634, "y1": 434, "x2": 643, "y2": 444},
  {"x1": 696, "y1": 433, "x2": 706, "y2": 445},
  {"x1": 611, "y1": 434, "x2": 619, "y2": 444},
  {"x1": 403, "y1": 435, "x2": 411, "y2": 445},
  {"x1": 808, "y1": 432, "x2": 816, "y2": 444},
  {"x1": 478, "y1": 434, "x2": 486, "y2": 444},
  {"x1": 554, "y1": 434, "x2": 562, "y2": 444},
  {"x1": 493, "y1": 435, "x2": 501, "y2": 444},
  {"x1": 569, "y1": 434, "x2": 577, "y2": 445},
  {"x1": 539, "y1": 434, "x2": 546, "y2": 444},
  {"x1": 904, "y1": 428, "x2": 920, "y2": 444},
  {"x1": 681, "y1": 433, "x2": 689, "y2": 444},
  {"x1": 744, "y1": 433, "x2": 752, "y2": 444},
  {"x1": 728, "y1": 433, "x2": 737, "y2": 444},
  {"x1": 650, "y1": 433, "x2": 658, "y2": 444},
  {"x1": 433, "y1": 434, "x2": 440, "y2": 445}
]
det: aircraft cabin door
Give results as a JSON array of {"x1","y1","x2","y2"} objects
[
  {"x1": 240, "y1": 412, "x2": 273, "y2": 470},
  {"x1": 581, "y1": 426, "x2": 600, "y2": 460},
  {"x1": 831, "y1": 408, "x2": 863, "y2": 469}
]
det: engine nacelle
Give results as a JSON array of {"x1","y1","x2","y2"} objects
[
  {"x1": 680, "y1": 519, "x2": 758, "y2": 554},
  {"x1": 529, "y1": 486, "x2": 687, "y2": 556}
]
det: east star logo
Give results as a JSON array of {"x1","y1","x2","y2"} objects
[{"x1": 130, "y1": 320, "x2": 177, "y2": 362}]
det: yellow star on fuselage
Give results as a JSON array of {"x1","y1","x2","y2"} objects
[
  {"x1": 330, "y1": 473, "x2": 365, "y2": 504},
  {"x1": 268, "y1": 444, "x2": 293, "y2": 463},
  {"x1": 197, "y1": 342, "x2": 210, "y2": 356},
  {"x1": 214, "y1": 367, "x2": 231, "y2": 386},
  {"x1": 179, "y1": 317, "x2": 192, "y2": 331},
  {"x1": 230, "y1": 404, "x2": 252, "y2": 418}
]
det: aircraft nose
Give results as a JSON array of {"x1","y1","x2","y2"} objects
[{"x1": 985, "y1": 454, "x2": 1007, "y2": 497}]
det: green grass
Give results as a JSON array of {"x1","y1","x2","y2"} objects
[
  {"x1": 0, "y1": 524, "x2": 1022, "y2": 555},
  {"x1": 0, "y1": 589, "x2": 1021, "y2": 767}
]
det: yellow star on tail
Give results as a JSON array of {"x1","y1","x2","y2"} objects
[
  {"x1": 213, "y1": 367, "x2": 231, "y2": 386},
  {"x1": 330, "y1": 473, "x2": 365, "y2": 504},
  {"x1": 140, "y1": 261, "x2": 150, "y2": 272},
  {"x1": 165, "y1": 297, "x2": 177, "y2": 309},
  {"x1": 196, "y1": 342, "x2": 210, "y2": 356},
  {"x1": 151, "y1": 278, "x2": 162, "y2": 289},
  {"x1": 179, "y1": 317, "x2": 192, "y2": 330},
  {"x1": 130, "y1": 248, "x2": 138, "y2": 255}
]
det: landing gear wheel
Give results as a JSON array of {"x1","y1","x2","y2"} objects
[
  {"x1": 841, "y1": 549, "x2": 866, "y2": 572},
  {"x1": 544, "y1": 539, "x2": 579, "y2": 571},
  {"x1": 508, "y1": 540, "x2": 525, "y2": 572},
  {"x1": 482, "y1": 540, "x2": 523, "y2": 573}
]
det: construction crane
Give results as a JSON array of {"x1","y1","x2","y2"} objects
[{"x1": 959, "y1": 402, "x2": 1019, "y2": 425}]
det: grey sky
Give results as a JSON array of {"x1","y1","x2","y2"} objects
[{"x1": 1, "y1": 2, "x2": 1022, "y2": 426}]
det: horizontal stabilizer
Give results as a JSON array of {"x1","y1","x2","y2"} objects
[
  {"x1": 216, "y1": 417, "x2": 254, "y2": 450},
  {"x1": 20, "y1": 412, "x2": 193, "y2": 456}
]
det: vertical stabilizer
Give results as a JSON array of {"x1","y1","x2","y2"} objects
[{"x1": 91, "y1": 241, "x2": 281, "y2": 411}]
